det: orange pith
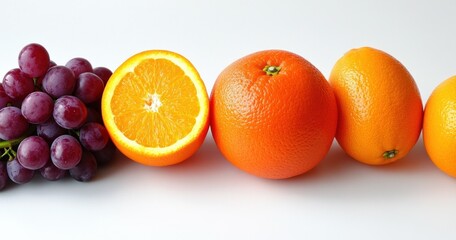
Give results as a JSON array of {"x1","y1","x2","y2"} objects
[{"x1": 102, "y1": 50, "x2": 209, "y2": 166}]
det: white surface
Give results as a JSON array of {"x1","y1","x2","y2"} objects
[{"x1": 1, "y1": 0, "x2": 456, "y2": 239}]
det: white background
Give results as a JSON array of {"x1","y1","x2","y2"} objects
[{"x1": 1, "y1": 0, "x2": 456, "y2": 239}]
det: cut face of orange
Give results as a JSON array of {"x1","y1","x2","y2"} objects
[{"x1": 102, "y1": 50, "x2": 209, "y2": 166}]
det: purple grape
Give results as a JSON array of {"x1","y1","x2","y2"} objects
[
  {"x1": 2, "y1": 68, "x2": 35, "y2": 101},
  {"x1": 74, "y1": 72, "x2": 104, "y2": 104},
  {"x1": 40, "y1": 160, "x2": 66, "y2": 181},
  {"x1": 49, "y1": 60, "x2": 57, "y2": 68},
  {"x1": 21, "y1": 91, "x2": 54, "y2": 124},
  {"x1": 69, "y1": 151, "x2": 97, "y2": 182},
  {"x1": 0, "y1": 84, "x2": 13, "y2": 108},
  {"x1": 42, "y1": 66, "x2": 76, "y2": 98},
  {"x1": 79, "y1": 122, "x2": 109, "y2": 151},
  {"x1": 86, "y1": 107, "x2": 103, "y2": 124},
  {"x1": 0, "y1": 106, "x2": 29, "y2": 140},
  {"x1": 93, "y1": 67, "x2": 112, "y2": 85},
  {"x1": 0, "y1": 161, "x2": 8, "y2": 190},
  {"x1": 65, "y1": 57, "x2": 93, "y2": 77},
  {"x1": 17, "y1": 136, "x2": 50, "y2": 170},
  {"x1": 92, "y1": 140, "x2": 116, "y2": 166},
  {"x1": 51, "y1": 135, "x2": 82, "y2": 170},
  {"x1": 53, "y1": 95, "x2": 87, "y2": 129},
  {"x1": 18, "y1": 43, "x2": 50, "y2": 78},
  {"x1": 35, "y1": 61, "x2": 57, "y2": 88},
  {"x1": 37, "y1": 118, "x2": 67, "y2": 144},
  {"x1": 7, "y1": 158, "x2": 35, "y2": 184}
]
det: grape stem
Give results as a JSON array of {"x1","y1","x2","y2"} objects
[
  {"x1": 70, "y1": 129, "x2": 80, "y2": 137},
  {"x1": 0, "y1": 136, "x2": 27, "y2": 161},
  {"x1": 0, "y1": 126, "x2": 36, "y2": 150},
  {"x1": 0, "y1": 136, "x2": 26, "y2": 149},
  {"x1": 0, "y1": 146, "x2": 16, "y2": 161}
]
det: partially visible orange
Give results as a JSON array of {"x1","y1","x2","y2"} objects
[
  {"x1": 423, "y1": 76, "x2": 456, "y2": 177},
  {"x1": 101, "y1": 50, "x2": 209, "y2": 166},
  {"x1": 329, "y1": 47, "x2": 423, "y2": 165},
  {"x1": 210, "y1": 50, "x2": 337, "y2": 179}
]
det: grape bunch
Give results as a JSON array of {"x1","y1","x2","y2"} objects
[{"x1": 0, "y1": 43, "x2": 116, "y2": 190}]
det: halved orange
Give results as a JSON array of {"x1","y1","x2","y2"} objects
[{"x1": 101, "y1": 50, "x2": 209, "y2": 166}]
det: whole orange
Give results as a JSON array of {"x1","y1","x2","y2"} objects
[
  {"x1": 423, "y1": 76, "x2": 456, "y2": 177},
  {"x1": 329, "y1": 47, "x2": 423, "y2": 165},
  {"x1": 210, "y1": 50, "x2": 337, "y2": 179}
]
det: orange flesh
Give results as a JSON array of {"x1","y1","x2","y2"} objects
[{"x1": 110, "y1": 59, "x2": 199, "y2": 148}]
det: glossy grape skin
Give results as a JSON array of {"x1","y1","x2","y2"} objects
[
  {"x1": 18, "y1": 43, "x2": 50, "y2": 78},
  {"x1": 65, "y1": 57, "x2": 93, "y2": 77},
  {"x1": 51, "y1": 135, "x2": 82, "y2": 170},
  {"x1": 40, "y1": 160, "x2": 66, "y2": 181},
  {"x1": 21, "y1": 91, "x2": 54, "y2": 124},
  {"x1": 37, "y1": 118, "x2": 67, "y2": 144},
  {"x1": 49, "y1": 60, "x2": 57, "y2": 68},
  {"x1": 93, "y1": 67, "x2": 112, "y2": 85},
  {"x1": 17, "y1": 136, "x2": 50, "y2": 170},
  {"x1": 2, "y1": 68, "x2": 35, "y2": 101},
  {"x1": 0, "y1": 161, "x2": 8, "y2": 190},
  {"x1": 79, "y1": 122, "x2": 109, "y2": 151},
  {"x1": 0, "y1": 84, "x2": 13, "y2": 108},
  {"x1": 92, "y1": 140, "x2": 116, "y2": 166},
  {"x1": 69, "y1": 151, "x2": 97, "y2": 182},
  {"x1": 7, "y1": 158, "x2": 35, "y2": 184},
  {"x1": 34, "y1": 61, "x2": 57, "y2": 88},
  {"x1": 74, "y1": 72, "x2": 104, "y2": 104},
  {"x1": 42, "y1": 66, "x2": 76, "y2": 98},
  {"x1": 0, "y1": 106, "x2": 29, "y2": 140},
  {"x1": 0, "y1": 43, "x2": 117, "y2": 188},
  {"x1": 53, "y1": 95, "x2": 87, "y2": 129}
]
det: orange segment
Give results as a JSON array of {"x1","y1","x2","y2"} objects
[{"x1": 102, "y1": 50, "x2": 209, "y2": 166}]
